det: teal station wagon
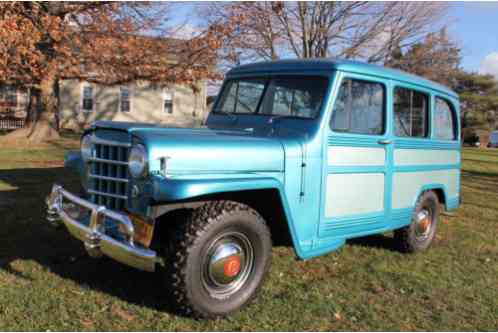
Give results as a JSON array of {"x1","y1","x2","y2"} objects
[{"x1": 46, "y1": 59, "x2": 461, "y2": 318}]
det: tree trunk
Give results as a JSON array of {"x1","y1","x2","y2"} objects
[{"x1": 2, "y1": 75, "x2": 60, "y2": 144}]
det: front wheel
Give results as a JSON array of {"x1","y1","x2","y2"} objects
[
  {"x1": 163, "y1": 201, "x2": 272, "y2": 319},
  {"x1": 394, "y1": 191, "x2": 440, "y2": 253}
]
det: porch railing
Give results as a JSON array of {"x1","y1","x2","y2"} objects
[{"x1": 0, "y1": 117, "x2": 25, "y2": 129}]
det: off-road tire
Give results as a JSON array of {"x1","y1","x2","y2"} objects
[
  {"x1": 394, "y1": 190, "x2": 440, "y2": 253},
  {"x1": 162, "y1": 200, "x2": 272, "y2": 319}
]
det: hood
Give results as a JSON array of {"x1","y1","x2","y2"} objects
[{"x1": 93, "y1": 121, "x2": 285, "y2": 175}]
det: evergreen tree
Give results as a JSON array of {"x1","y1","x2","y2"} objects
[{"x1": 454, "y1": 72, "x2": 498, "y2": 130}]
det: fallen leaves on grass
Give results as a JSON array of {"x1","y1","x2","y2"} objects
[
  {"x1": 371, "y1": 285, "x2": 385, "y2": 294},
  {"x1": 111, "y1": 304, "x2": 135, "y2": 322},
  {"x1": 69, "y1": 289, "x2": 85, "y2": 296},
  {"x1": 1, "y1": 146, "x2": 497, "y2": 330},
  {"x1": 80, "y1": 319, "x2": 95, "y2": 330}
]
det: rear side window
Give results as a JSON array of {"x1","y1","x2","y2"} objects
[
  {"x1": 434, "y1": 97, "x2": 457, "y2": 140},
  {"x1": 394, "y1": 87, "x2": 429, "y2": 137},
  {"x1": 330, "y1": 78, "x2": 385, "y2": 135}
]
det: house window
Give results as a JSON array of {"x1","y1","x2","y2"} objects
[
  {"x1": 0, "y1": 86, "x2": 18, "y2": 109},
  {"x1": 119, "y1": 87, "x2": 131, "y2": 112},
  {"x1": 81, "y1": 85, "x2": 94, "y2": 112},
  {"x1": 394, "y1": 87, "x2": 429, "y2": 138},
  {"x1": 163, "y1": 90, "x2": 173, "y2": 114}
]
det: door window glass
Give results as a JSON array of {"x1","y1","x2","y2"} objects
[{"x1": 330, "y1": 78, "x2": 385, "y2": 135}]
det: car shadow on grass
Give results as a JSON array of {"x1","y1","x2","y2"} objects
[
  {"x1": 0, "y1": 167, "x2": 176, "y2": 314},
  {"x1": 347, "y1": 234, "x2": 400, "y2": 252},
  {"x1": 0, "y1": 166, "x2": 403, "y2": 315}
]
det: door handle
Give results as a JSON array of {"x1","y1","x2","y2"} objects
[{"x1": 378, "y1": 139, "x2": 392, "y2": 145}]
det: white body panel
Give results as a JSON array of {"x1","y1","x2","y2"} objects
[
  {"x1": 325, "y1": 173, "x2": 385, "y2": 217},
  {"x1": 328, "y1": 146, "x2": 385, "y2": 166},
  {"x1": 326, "y1": 146, "x2": 386, "y2": 218},
  {"x1": 394, "y1": 149, "x2": 460, "y2": 166},
  {"x1": 392, "y1": 169, "x2": 459, "y2": 209}
]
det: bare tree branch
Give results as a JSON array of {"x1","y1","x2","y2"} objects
[{"x1": 205, "y1": 1, "x2": 449, "y2": 67}]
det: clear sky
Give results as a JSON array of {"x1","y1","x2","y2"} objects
[{"x1": 448, "y1": 2, "x2": 498, "y2": 75}]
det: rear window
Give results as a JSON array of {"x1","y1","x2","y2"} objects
[{"x1": 434, "y1": 97, "x2": 457, "y2": 140}]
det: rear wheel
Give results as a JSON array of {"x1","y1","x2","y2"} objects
[
  {"x1": 162, "y1": 201, "x2": 272, "y2": 319},
  {"x1": 394, "y1": 191, "x2": 440, "y2": 253}
]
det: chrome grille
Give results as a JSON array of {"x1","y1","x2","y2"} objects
[{"x1": 88, "y1": 137, "x2": 130, "y2": 210}]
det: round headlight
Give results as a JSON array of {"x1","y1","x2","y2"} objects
[
  {"x1": 129, "y1": 144, "x2": 147, "y2": 178},
  {"x1": 81, "y1": 134, "x2": 92, "y2": 161}
]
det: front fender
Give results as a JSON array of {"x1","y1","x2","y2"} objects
[
  {"x1": 151, "y1": 175, "x2": 308, "y2": 260},
  {"x1": 151, "y1": 176, "x2": 284, "y2": 202}
]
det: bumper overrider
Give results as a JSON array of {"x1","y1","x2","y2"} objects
[{"x1": 46, "y1": 184, "x2": 159, "y2": 272}]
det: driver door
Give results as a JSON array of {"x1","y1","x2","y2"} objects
[{"x1": 320, "y1": 72, "x2": 392, "y2": 239}]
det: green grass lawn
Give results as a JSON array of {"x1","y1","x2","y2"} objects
[{"x1": 0, "y1": 144, "x2": 497, "y2": 331}]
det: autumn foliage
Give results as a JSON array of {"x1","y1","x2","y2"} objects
[{"x1": 0, "y1": 2, "x2": 229, "y2": 143}]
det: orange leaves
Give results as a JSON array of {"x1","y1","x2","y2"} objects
[
  {"x1": 0, "y1": 2, "x2": 229, "y2": 88},
  {"x1": 110, "y1": 304, "x2": 135, "y2": 322},
  {"x1": 0, "y1": 4, "x2": 50, "y2": 84}
]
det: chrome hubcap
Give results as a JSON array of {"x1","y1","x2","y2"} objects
[
  {"x1": 415, "y1": 208, "x2": 432, "y2": 239},
  {"x1": 202, "y1": 232, "x2": 254, "y2": 299}
]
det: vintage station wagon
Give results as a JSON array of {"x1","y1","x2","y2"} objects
[{"x1": 46, "y1": 59, "x2": 461, "y2": 318}]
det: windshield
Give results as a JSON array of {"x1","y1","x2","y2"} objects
[{"x1": 214, "y1": 76, "x2": 329, "y2": 119}]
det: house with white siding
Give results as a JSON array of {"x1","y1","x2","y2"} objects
[
  {"x1": 0, "y1": 79, "x2": 207, "y2": 131},
  {"x1": 58, "y1": 79, "x2": 207, "y2": 130}
]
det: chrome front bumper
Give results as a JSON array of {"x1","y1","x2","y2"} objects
[{"x1": 46, "y1": 184, "x2": 158, "y2": 272}]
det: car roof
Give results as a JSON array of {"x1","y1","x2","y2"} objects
[{"x1": 227, "y1": 59, "x2": 458, "y2": 99}]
